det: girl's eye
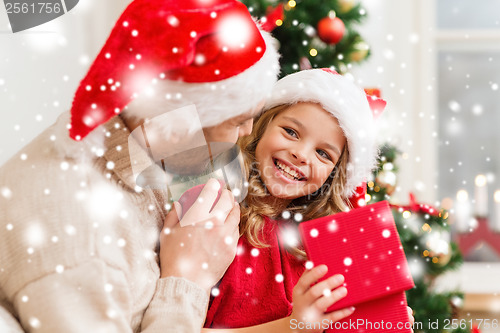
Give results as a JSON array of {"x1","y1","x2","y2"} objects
[
  {"x1": 284, "y1": 127, "x2": 298, "y2": 138},
  {"x1": 317, "y1": 149, "x2": 332, "y2": 160}
]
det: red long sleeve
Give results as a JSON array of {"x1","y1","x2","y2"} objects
[{"x1": 205, "y1": 217, "x2": 305, "y2": 328}]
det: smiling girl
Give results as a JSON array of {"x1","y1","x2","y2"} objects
[
  {"x1": 255, "y1": 102, "x2": 346, "y2": 202},
  {"x1": 202, "y1": 69, "x2": 410, "y2": 333}
]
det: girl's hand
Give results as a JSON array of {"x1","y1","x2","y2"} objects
[
  {"x1": 289, "y1": 265, "x2": 354, "y2": 333},
  {"x1": 407, "y1": 306, "x2": 415, "y2": 332}
]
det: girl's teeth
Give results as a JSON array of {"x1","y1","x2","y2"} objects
[
  {"x1": 282, "y1": 170, "x2": 294, "y2": 180},
  {"x1": 276, "y1": 160, "x2": 301, "y2": 180}
]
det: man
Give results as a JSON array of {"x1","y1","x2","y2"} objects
[{"x1": 0, "y1": 0, "x2": 279, "y2": 331}]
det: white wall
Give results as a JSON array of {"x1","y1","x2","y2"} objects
[
  {"x1": 351, "y1": 0, "x2": 438, "y2": 205},
  {"x1": 0, "y1": 0, "x2": 129, "y2": 166}
]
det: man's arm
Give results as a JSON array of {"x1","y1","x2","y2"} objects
[
  {"x1": 0, "y1": 159, "x2": 209, "y2": 333},
  {"x1": 141, "y1": 277, "x2": 209, "y2": 332},
  {"x1": 11, "y1": 259, "x2": 208, "y2": 333}
]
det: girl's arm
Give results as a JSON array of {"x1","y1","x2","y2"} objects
[{"x1": 202, "y1": 265, "x2": 354, "y2": 333}]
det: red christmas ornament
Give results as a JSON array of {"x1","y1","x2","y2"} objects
[
  {"x1": 260, "y1": 3, "x2": 284, "y2": 32},
  {"x1": 317, "y1": 16, "x2": 345, "y2": 44}
]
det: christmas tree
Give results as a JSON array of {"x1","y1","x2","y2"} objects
[
  {"x1": 368, "y1": 144, "x2": 468, "y2": 333},
  {"x1": 241, "y1": 0, "x2": 370, "y2": 76}
]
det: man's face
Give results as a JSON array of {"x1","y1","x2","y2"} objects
[
  {"x1": 159, "y1": 100, "x2": 265, "y2": 175},
  {"x1": 202, "y1": 100, "x2": 265, "y2": 145}
]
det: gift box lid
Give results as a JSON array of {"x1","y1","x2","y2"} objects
[{"x1": 298, "y1": 201, "x2": 414, "y2": 311}]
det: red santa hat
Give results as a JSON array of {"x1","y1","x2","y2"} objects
[
  {"x1": 263, "y1": 68, "x2": 386, "y2": 198},
  {"x1": 69, "y1": 0, "x2": 279, "y2": 141}
]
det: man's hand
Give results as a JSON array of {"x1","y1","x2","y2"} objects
[{"x1": 159, "y1": 179, "x2": 240, "y2": 293}]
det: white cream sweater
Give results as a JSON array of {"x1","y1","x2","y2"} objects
[{"x1": 0, "y1": 112, "x2": 208, "y2": 332}]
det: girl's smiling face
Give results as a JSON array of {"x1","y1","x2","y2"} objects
[{"x1": 255, "y1": 102, "x2": 346, "y2": 200}]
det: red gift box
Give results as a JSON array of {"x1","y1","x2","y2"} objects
[
  {"x1": 177, "y1": 179, "x2": 225, "y2": 220},
  {"x1": 298, "y1": 201, "x2": 414, "y2": 332}
]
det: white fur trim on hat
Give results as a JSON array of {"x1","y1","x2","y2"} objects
[
  {"x1": 264, "y1": 69, "x2": 378, "y2": 198},
  {"x1": 121, "y1": 30, "x2": 280, "y2": 139}
]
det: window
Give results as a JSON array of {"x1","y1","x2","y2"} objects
[{"x1": 436, "y1": 0, "x2": 500, "y2": 261}]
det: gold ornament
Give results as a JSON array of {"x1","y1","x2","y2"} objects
[
  {"x1": 430, "y1": 247, "x2": 452, "y2": 266},
  {"x1": 425, "y1": 228, "x2": 452, "y2": 267},
  {"x1": 350, "y1": 40, "x2": 370, "y2": 62},
  {"x1": 337, "y1": 62, "x2": 348, "y2": 74},
  {"x1": 338, "y1": 0, "x2": 356, "y2": 13},
  {"x1": 375, "y1": 170, "x2": 396, "y2": 195}
]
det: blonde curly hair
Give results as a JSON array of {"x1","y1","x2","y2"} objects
[{"x1": 238, "y1": 104, "x2": 352, "y2": 256}]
